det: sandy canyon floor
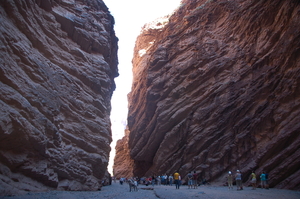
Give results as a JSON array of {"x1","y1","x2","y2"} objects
[{"x1": 1, "y1": 181, "x2": 299, "y2": 199}]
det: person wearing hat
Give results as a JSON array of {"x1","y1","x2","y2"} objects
[
  {"x1": 235, "y1": 170, "x2": 242, "y2": 190},
  {"x1": 227, "y1": 171, "x2": 233, "y2": 190}
]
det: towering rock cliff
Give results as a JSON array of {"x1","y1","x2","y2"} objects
[
  {"x1": 0, "y1": 0, "x2": 118, "y2": 195},
  {"x1": 113, "y1": 127, "x2": 134, "y2": 178},
  {"x1": 117, "y1": 0, "x2": 300, "y2": 190}
]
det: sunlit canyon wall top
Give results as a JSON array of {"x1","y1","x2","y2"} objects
[{"x1": 114, "y1": 0, "x2": 300, "y2": 190}]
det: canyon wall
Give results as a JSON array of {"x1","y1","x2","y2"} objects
[
  {"x1": 0, "y1": 0, "x2": 118, "y2": 195},
  {"x1": 113, "y1": 127, "x2": 133, "y2": 178},
  {"x1": 117, "y1": 0, "x2": 300, "y2": 190}
]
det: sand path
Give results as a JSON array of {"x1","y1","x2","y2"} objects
[{"x1": 1, "y1": 181, "x2": 299, "y2": 199}]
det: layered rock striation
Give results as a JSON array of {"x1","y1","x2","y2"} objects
[
  {"x1": 0, "y1": 0, "x2": 118, "y2": 195},
  {"x1": 121, "y1": 0, "x2": 300, "y2": 190},
  {"x1": 113, "y1": 127, "x2": 134, "y2": 178}
]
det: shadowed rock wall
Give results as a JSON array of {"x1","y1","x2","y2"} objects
[
  {"x1": 0, "y1": 0, "x2": 118, "y2": 195},
  {"x1": 120, "y1": 0, "x2": 300, "y2": 190}
]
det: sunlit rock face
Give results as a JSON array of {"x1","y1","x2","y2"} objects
[
  {"x1": 125, "y1": 0, "x2": 300, "y2": 190},
  {"x1": 0, "y1": 0, "x2": 118, "y2": 195},
  {"x1": 113, "y1": 127, "x2": 134, "y2": 178}
]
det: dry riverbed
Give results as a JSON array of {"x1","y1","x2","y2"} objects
[{"x1": 1, "y1": 182, "x2": 299, "y2": 199}]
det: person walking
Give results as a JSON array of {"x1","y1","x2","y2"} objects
[
  {"x1": 227, "y1": 171, "x2": 233, "y2": 190},
  {"x1": 192, "y1": 171, "x2": 198, "y2": 189},
  {"x1": 251, "y1": 171, "x2": 256, "y2": 189},
  {"x1": 164, "y1": 174, "x2": 169, "y2": 185},
  {"x1": 235, "y1": 170, "x2": 242, "y2": 190},
  {"x1": 152, "y1": 175, "x2": 155, "y2": 186},
  {"x1": 174, "y1": 171, "x2": 181, "y2": 189},
  {"x1": 168, "y1": 174, "x2": 173, "y2": 186},
  {"x1": 157, "y1": 176, "x2": 161, "y2": 185},
  {"x1": 187, "y1": 171, "x2": 193, "y2": 189},
  {"x1": 260, "y1": 171, "x2": 266, "y2": 189},
  {"x1": 161, "y1": 175, "x2": 164, "y2": 185},
  {"x1": 265, "y1": 172, "x2": 269, "y2": 189}
]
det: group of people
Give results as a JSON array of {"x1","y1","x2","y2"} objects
[
  {"x1": 116, "y1": 171, "x2": 198, "y2": 190},
  {"x1": 137, "y1": 171, "x2": 197, "y2": 189},
  {"x1": 227, "y1": 170, "x2": 269, "y2": 190},
  {"x1": 116, "y1": 169, "x2": 269, "y2": 192},
  {"x1": 187, "y1": 171, "x2": 199, "y2": 189},
  {"x1": 143, "y1": 171, "x2": 201, "y2": 189},
  {"x1": 146, "y1": 171, "x2": 199, "y2": 189},
  {"x1": 141, "y1": 175, "x2": 174, "y2": 186}
]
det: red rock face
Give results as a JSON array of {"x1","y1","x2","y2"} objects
[
  {"x1": 0, "y1": 0, "x2": 118, "y2": 195},
  {"x1": 124, "y1": 0, "x2": 300, "y2": 190},
  {"x1": 113, "y1": 128, "x2": 134, "y2": 178}
]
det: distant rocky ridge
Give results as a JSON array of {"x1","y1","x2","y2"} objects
[
  {"x1": 0, "y1": 0, "x2": 117, "y2": 195},
  {"x1": 113, "y1": 127, "x2": 133, "y2": 178},
  {"x1": 114, "y1": 0, "x2": 300, "y2": 190}
]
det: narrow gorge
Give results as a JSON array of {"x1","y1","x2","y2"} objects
[
  {"x1": 0, "y1": 0, "x2": 299, "y2": 196},
  {"x1": 114, "y1": 0, "x2": 300, "y2": 190},
  {"x1": 0, "y1": 0, "x2": 117, "y2": 195}
]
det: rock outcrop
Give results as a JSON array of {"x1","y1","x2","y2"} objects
[
  {"x1": 119, "y1": 0, "x2": 300, "y2": 190},
  {"x1": 113, "y1": 127, "x2": 134, "y2": 178},
  {"x1": 0, "y1": 0, "x2": 118, "y2": 195}
]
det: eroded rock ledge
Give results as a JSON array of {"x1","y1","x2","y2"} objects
[
  {"x1": 115, "y1": 0, "x2": 300, "y2": 190},
  {"x1": 113, "y1": 127, "x2": 134, "y2": 178},
  {"x1": 0, "y1": 0, "x2": 118, "y2": 195}
]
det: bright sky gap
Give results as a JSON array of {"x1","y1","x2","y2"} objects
[{"x1": 103, "y1": 0, "x2": 183, "y2": 174}]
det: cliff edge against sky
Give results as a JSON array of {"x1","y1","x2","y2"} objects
[{"x1": 115, "y1": 0, "x2": 300, "y2": 190}]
